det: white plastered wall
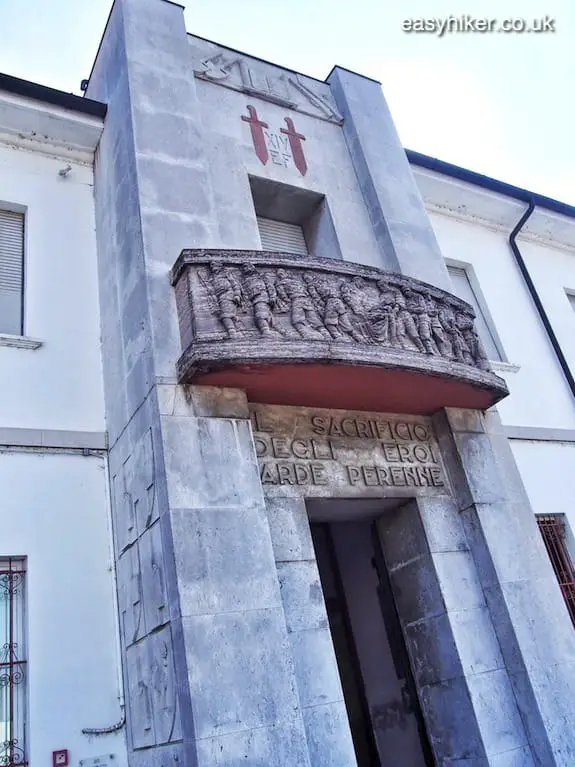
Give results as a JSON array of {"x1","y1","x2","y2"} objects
[
  {"x1": 0, "y1": 451, "x2": 126, "y2": 767},
  {"x1": 0, "y1": 143, "x2": 105, "y2": 432}
]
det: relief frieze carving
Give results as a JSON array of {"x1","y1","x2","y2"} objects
[
  {"x1": 189, "y1": 40, "x2": 343, "y2": 123},
  {"x1": 173, "y1": 250, "x2": 490, "y2": 371}
]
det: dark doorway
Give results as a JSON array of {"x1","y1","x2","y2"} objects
[{"x1": 311, "y1": 519, "x2": 434, "y2": 767}]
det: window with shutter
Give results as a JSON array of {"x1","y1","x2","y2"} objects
[
  {"x1": 257, "y1": 217, "x2": 309, "y2": 256},
  {"x1": 447, "y1": 264, "x2": 501, "y2": 360},
  {"x1": 0, "y1": 210, "x2": 24, "y2": 336}
]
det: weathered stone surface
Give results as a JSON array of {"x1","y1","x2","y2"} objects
[
  {"x1": 171, "y1": 507, "x2": 281, "y2": 617},
  {"x1": 265, "y1": 497, "x2": 314, "y2": 562},
  {"x1": 182, "y1": 608, "x2": 302, "y2": 741},
  {"x1": 301, "y1": 702, "x2": 358, "y2": 767},
  {"x1": 195, "y1": 720, "x2": 312, "y2": 767},
  {"x1": 160, "y1": 415, "x2": 263, "y2": 509},
  {"x1": 171, "y1": 250, "x2": 508, "y2": 413},
  {"x1": 250, "y1": 403, "x2": 450, "y2": 500}
]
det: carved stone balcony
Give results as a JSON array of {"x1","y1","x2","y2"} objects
[{"x1": 170, "y1": 250, "x2": 509, "y2": 415}]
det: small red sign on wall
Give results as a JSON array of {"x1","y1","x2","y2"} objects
[{"x1": 53, "y1": 750, "x2": 69, "y2": 767}]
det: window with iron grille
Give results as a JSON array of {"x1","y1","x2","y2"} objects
[
  {"x1": 0, "y1": 210, "x2": 25, "y2": 336},
  {"x1": 537, "y1": 516, "x2": 575, "y2": 626},
  {"x1": 0, "y1": 559, "x2": 27, "y2": 767}
]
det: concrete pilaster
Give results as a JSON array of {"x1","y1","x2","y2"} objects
[
  {"x1": 434, "y1": 407, "x2": 575, "y2": 766},
  {"x1": 265, "y1": 497, "x2": 358, "y2": 767},
  {"x1": 378, "y1": 497, "x2": 532, "y2": 765},
  {"x1": 327, "y1": 67, "x2": 451, "y2": 291},
  {"x1": 87, "y1": 0, "x2": 312, "y2": 763}
]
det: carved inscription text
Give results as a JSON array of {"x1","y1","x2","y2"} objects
[{"x1": 250, "y1": 405, "x2": 448, "y2": 499}]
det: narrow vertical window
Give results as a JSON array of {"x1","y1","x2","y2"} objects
[
  {"x1": 0, "y1": 558, "x2": 26, "y2": 766},
  {"x1": 447, "y1": 264, "x2": 501, "y2": 360},
  {"x1": 537, "y1": 516, "x2": 575, "y2": 626},
  {"x1": 0, "y1": 210, "x2": 25, "y2": 336}
]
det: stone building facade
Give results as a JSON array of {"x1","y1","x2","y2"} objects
[
  {"x1": 81, "y1": 0, "x2": 575, "y2": 765},
  {"x1": 1, "y1": 0, "x2": 572, "y2": 765}
]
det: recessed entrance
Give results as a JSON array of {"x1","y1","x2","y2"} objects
[{"x1": 308, "y1": 501, "x2": 434, "y2": 767}]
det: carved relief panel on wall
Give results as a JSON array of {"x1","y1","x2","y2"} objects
[{"x1": 174, "y1": 251, "x2": 490, "y2": 371}]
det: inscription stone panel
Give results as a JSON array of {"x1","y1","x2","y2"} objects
[{"x1": 250, "y1": 405, "x2": 449, "y2": 499}]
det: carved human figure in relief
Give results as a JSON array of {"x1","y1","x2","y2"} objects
[
  {"x1": 426, "y1": 295, "x2": 450, "y2": 357},
  {"x1": 203, "y1": 262, "x2": 243, "y2": 338},
  {"x1": 439, "y1": 302, "x2": 470, "y2": 363},
  {"x1": 303, "y1": 273, "x2": 363, "y2": 342},
  {"x1": 241, "y1": 263, "x2": 278, "y2": 336},
  {"x1": 367, "y1": 280, "x2": 398, "y2": 346},
  {"x1": 392, "y1": 287, "x2": 425, "y2": 353},
  {"x1": 404, "y1": 288, "x2": 437, "y2": 355},
  {"x1": 340, "y1": 276, "x2": 370, "y2": 341},
  {"x1": 457, "y1": 312, "x2": 490, "y2": 370},
  {"x1": 275, "y1": 268, "x2": 324, "y2": 338}
]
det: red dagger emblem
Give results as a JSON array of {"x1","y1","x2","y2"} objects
[
  {"x1": 241, "y1": 105, "x2": 269, "y2": 166},
  {"x1": 280, "y1": 117, "x2": 307, "y2": 176}
]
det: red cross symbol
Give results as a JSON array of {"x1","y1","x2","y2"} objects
[
  {"x1": 241, "y1": 104, "x2": 269, "y2": 166},
  {"x1": 280, "y1": 117, "x2": 307, "y2": 176}
]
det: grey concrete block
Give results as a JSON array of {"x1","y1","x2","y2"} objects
[
  {"x1": 129, "y1": 743, "x2": 185, "y2": 767},
  {"x1": 134, "y1": 108, "x2": 204, "y2": 163},
  {"x1": 444, "y1": 408, "x2": 487, "y2": 434},
  {"x1": 265, "y1": 497, "x2": 314, "y2": 563},
  {"x1": 389, "y1": 553, "x2": 446, "y2": 626},
  {"x1": 161, "y1": 416, "x2": 263, "y2": 510},
  {"x1": 378, "y1": 500, "x2": 429, "y2": 568},
  {"x1": 156, "y1": 384, "x2": 176, "y2": 416},
  {"x1": 449, "y1": 607, "x2": 505, "y2": 677},
  {"x1": 302, "y1": 701, "x2": 358, "y2": 767},
  {"x1": 432, "y1": 550, "x2": 486, "y2": 612},
  {"x1": 195, "y1": 718, "x2": 311, "y2": 766},
  {"x1": 452, "y1": 432, "x2": 508, "y2": 506},
  {"x1": 174, "y1": 385, "x2": 249, "y2": 419},
  {"x1": 171, "y1": 508, "x2": 281, "y2": 617},
  {"x1": 461, "y1": 502, "x2": 553, "y2": 587},
  {"x1": 138, "y1": 156, "x2": 214, "y2": 217},
  {"x1": 484, "y1": 577, "x2": 575, "y2": 675},
  {"x1": 417, "y1": 497, "x2": 469, "y2": 554},
  {"x1": 509, "y1": 661, "x2": 575, "y2": 765},
  {"x1": 466, "y1": 669, "x2": 527, "y2": 757},
  {"x1": 277, "y1": 561, "x2": 328, "y2": 633},
  {"x1": 288, "y1": 627, "x2": 344, "y2": 709},
  {"x1": 419, "y1": 676, "x2": 485, "y2": 761},
  {"x1": 404, "y1": 612, "x2": 461, "y2": 687},
  {"x1": 487, "y1": 746, "x2": 535, "y2": 766},
  {"x1": 183, "y1": 608, "x2": 301, "y2": 740}
]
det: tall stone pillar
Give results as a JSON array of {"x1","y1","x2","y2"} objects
[
  {"x1": 87, "y1": 1, "x2": 310, "y2": 764},
  {"x1": 265, "y1": 498, "x2": 357, "y2": 766},
  {"x1": 327, "y1": 67, "x2": 451, "y2": 289},
  {"x1": 435, "y1": 408, "x2": 575, "y2": 764}
]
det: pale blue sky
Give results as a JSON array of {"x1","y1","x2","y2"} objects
[{"x1": 0, "y1": 0, "x2": 573, "y2": 204}]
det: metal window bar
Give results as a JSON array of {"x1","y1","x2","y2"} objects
[
  {"x1": 0, "y1": 559, "x2": 26, "y2": 767},
  {"x1": 537, "y1": 516, "x2": 575, "y2": 626}
]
